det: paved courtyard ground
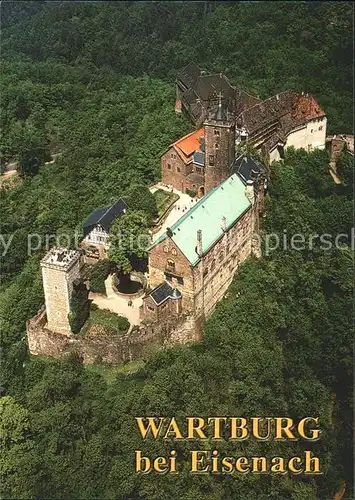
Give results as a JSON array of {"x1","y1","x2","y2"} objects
[
  {"x1": 150, "y1": 182, "x2": 199, "y2": 241},
  {"x1": 89, "y1": 275, "x2": 142, "y2": 329},
  {"x1": 90, "y1": 184, "x2": 199, "y2": 326}
]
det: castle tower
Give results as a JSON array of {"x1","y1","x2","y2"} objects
[
  {"x1": 204, "y1": 93, "x2": 236, "y2": 193},
  {"x1": 41, "y1": 248, "x2": 82, "y2": 336}
]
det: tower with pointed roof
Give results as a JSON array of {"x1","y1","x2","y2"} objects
[{"x1": 204, "y1": 93, "x2": 236, "y2": 193}]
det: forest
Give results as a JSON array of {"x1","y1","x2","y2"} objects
[{"x1": 0, "y1": 2, "x2": 353, "y2": 499}]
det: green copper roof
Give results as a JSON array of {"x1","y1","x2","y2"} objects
[{"x1": 150, "y1": 174, "x2": 251, "y2": 266}]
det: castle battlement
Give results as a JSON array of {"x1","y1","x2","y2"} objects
[{"x1": 41, "y1": 248, "x2": 81, "y2": 271}]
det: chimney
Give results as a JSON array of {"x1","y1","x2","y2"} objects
[
  {"x1": 221, "y1": 216, "x2": 227, "y2": 232},
  {"x1": 196, "y1": 230, "x2": 203, "y2": 257},
  {"x1": 245, "y1": 179, "x2": 255, "y2": 206}
]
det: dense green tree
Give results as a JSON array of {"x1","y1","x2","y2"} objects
[
  {"x1": 7, "y1": 122, "x2": 50, "y2": 177},
  {"x1": 123, "y1": 184, "x2": 158, "y2": 223},
  {"x1": 68, "y1": 281, "x2": 90, "y2": 334}
]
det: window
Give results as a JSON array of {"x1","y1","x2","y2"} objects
[
  {"x1": 167, "y1": 259, "x2": 175, "y2": 271},
  {"x1": 214, "y1": 129, "x2": 220, "y2": 136},
  {"x1": 319, "y1": 126, "x2": 323, "y2": 131},
  {"x1": 176, "y1": 276, "x2": 184, "y2": 285},
  {"x1": 167, "y1": 163, "x2": 171, "y2": 170},
  {"x1": 172, "y1": 248, "x2": 177, "y2": 256},
  {"x1": 209, "y1": 155, "x2": 215, "y2": 166},
  {"x1": 177, "y1": 166, "x2": 181, "y2": 172},
  {"x1": 219, "y1": 251, "x2": 224, "y2": 262},
  {"x1": 211, "y1": 259, "x2": 216, "y2": 271},
  {"x1": 203, "y1": 268, "x2": 209, "y2": 278},
  {"x1": 215, "y1": 142, "x2": 219, "y2": 150},
  {"x1": 163, "y1": 245, "x2": 169, "y2": 253},
  {"x1": 165, "y1": 273, "x2": 172, "y2": 282},
  {"x1": 147, "y1": 305, "x2": 154, "y2": 312},
  {"x1": 195, "y1": 166, "x2": 202, "y2": 174},
  {"x1": 161, "y1": 303, "x2": 167, "y2": 310},
  {"x1": 311, "y1": 129, "x2": 314, "y2": 133}
]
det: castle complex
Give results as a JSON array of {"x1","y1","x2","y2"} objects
[{"x1": 27, "y1": 64, "x2": 327, "y2": 363}]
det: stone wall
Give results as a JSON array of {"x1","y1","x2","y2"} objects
[
  {"x1": 161, "y1": 147, "x2": 188, "y2": 192},
  {"x1": 41, "y1": 253, "x2": 81, "y2": 336},
  {"x1": 192, "y1": 208, "x2": 252, "y2": 318},
  {"x1": 285, "y1": 117, "x2": 327, "y2": 151},
  {"x1": 204, "y1": 119, "x2": 236, "y2": 193},
  {"x1": 148, "y1": 238, "x2": 195, "y2": 311},
  {"x1": 27, "y1": 306, "x2": 200, "y2": 364}
]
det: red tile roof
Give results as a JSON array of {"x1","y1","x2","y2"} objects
[
  {"x1": 173, "y1": 128, "x2": 204, "y2": 158},
  {"x1": 292, "y1": 94, "x2": 325, "y2": 122},
  {"x1": 239, "y1": 91, "x2": 325, "y2": 135}
]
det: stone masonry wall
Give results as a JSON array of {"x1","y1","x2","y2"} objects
[
  {"x1": 193, "y1": 208, "x2": 252, "y2": 318},
  {"x1": 204, "y1": 120, "x2": 236, "y2": 193},
  {"x1": 161, "y1": 147, "x2": 189, "y2": 191},
  {"x1": 148, "y1": 238, "x2": 195, "y2": 311},
  {"x1": 41, "y1": 257, "x2": 80, "y2": 336},
  {"x1": 27, "y1": 307, "x2": 200, "y2": 365}
]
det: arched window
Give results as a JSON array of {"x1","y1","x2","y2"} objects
[
  {"x1": 172, "y1": 248, "x2": 177, "y2": 256},
  {"x1": 219, "y1": 251, "x2": 224, "y2": 262},
  {"x1": 211, "y1": 259, "x2": 216, "y2": 271},
  {"x1": 163, "y1": 245, "x2": 169, "y2": 253}
]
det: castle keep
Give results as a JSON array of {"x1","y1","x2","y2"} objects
[{"x1": 41, "y1": 249, "x2": 82, "y2": 335}]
